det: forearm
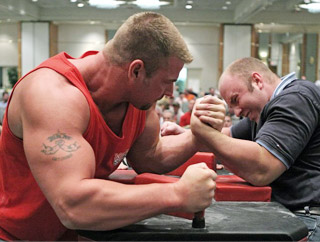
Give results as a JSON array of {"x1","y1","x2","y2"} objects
[
  {"x1": 56, "y1": 179, "x2": 181, "y2": 230},
  {"x1": 131, "y1": 130, "x2": 199, "y2": 174},
  {"x1": 194, "y1": 125, "x2": 275, "y2": 185}
]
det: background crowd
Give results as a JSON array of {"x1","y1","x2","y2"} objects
[{"x1": 156, "y1": 86, "x2": 238, "y2": 130}]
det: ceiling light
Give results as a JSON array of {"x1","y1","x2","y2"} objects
[
  {"x1": 20, "y1": 9, "x2": 26, "y2": 15},
  {"x1": 222, "y1": 6, "x2": 228, "y2": 10},
  {"x1": 299, "y1": 2, "x2": 320, "y2": 13},
  {"x1": 89, "y1": 0, "x2": 170, "y2": 10},
  {"x1": 132, "y1": 0, "x2": 170, "y2": 9},
  {"x1": 226, "y1": 1, "x2": 231, "y2": 5},
  {"x1": 32, "y1": 0, "x2": 38, "y2": 2},
  {"x1": 89, "y1": 0, "x2": 125, "y2": 9},
  {"x1": 70, "y1": 0, "x2": 77, "y2": 2},
  {"x1": 77, "y1": 2, "x2": 84, "y2": 7},
  {"x1": 186, "y1": 0, "x2": 193, "y2": 4},
  {"x1": 185, "y1": 4, "x2": 192, "y2": 9},
  {"x1": 259, "y1": 50, "x2": 268, "y2": 58}
]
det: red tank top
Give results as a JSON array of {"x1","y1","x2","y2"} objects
[{"x1": 0, "y1": 51, "x2": 146, "y2": 241}]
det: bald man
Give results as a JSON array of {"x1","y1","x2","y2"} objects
[{"x1": 192, "y1": 57, "x2": 320, "y2": 241}]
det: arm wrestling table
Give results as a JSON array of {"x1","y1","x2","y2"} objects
[
  {"x1": 79, "y1": 153, "x2": 307, "y2": 241},
  {"x1": 77, "y1": 201, "x2": 308, "y2": 241}
]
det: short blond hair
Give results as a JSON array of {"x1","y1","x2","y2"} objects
[
  {"x1": 222, "y1": 57, "x2": 277, "y2": 91},
  {"x1": 104, "y1": 12, "x2": 193, "y2": 77}
]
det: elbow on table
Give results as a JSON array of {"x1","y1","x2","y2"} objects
[
  {"x1": 53, "y1": 189, "x2": 126, "y2": 231},
  {"x1": 53, "y1": 191, "x2": 103, "y2": 230},
  {"x1": 54, "y1": 196, "x2": 83, "y2": 230},
  {"x1": 245, "y1": 172, "x2": 274, "y2": 187}
]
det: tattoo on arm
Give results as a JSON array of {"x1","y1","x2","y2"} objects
[{"x1": 41, "y1": 130, "x2": 81, "y2": 161}]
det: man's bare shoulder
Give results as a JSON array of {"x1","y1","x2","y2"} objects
[
  {"x1": 9, "y1": 68, "x2": 90, "y2": 137},
  {"x1": 21, "y1": 68, "x2": 76, "y2": 93}
]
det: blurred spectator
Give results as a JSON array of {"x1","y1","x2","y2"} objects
[
  {"x1": 155, "y1": 104, "x2": 163, "y2": 126},
  {"x1": 175, "y1": 92, "x2": 189, "y2": 113},
  {"x1": 167, "y1": 96, "x2": 175, "y2": 111},
  {"x1": 0, "y1": 91, "x2": 9, "y2": 125},
  {"x1": 172, "y1": 101, "x2": 184, "y2": 124},
  {"x1": 205, "y1": 87, "x2": 216, "y2": 96},
  {"x1": 185, "y1": 88, "x2": 198, "y2": 101},
  {"x1": 179, "y1": 98, "x2": 195, "y2": 128},
  {"x1": 162, "y1": 109, "x2": 174, "y2": 122},
  {"x1": 173, "y1": 85, "x2": 179, "y2": 98},
  {"x1": 198, "y1": 91, "x2": 205, "y2": 98},
  {"x1": 157, "y1": 98, "x2": 169, "y2": 112},
  {"x1": 223, "y1": 114, "x2": 232, "y2": 128}
]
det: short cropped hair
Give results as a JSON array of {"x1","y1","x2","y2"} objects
[
  {"x1": 223, "y1": 57, "x2": 277, "y2": 92},
  {"x1": 105, "y1": 12, "x2": 193, "y2": 77}
]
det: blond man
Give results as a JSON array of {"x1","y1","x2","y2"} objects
[{"x1": 0, "y1": 12, "x2": 216, "y2": 241}]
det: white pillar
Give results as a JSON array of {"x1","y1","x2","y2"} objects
[
  {"x1": 289, "y1": 42, "x2": 300, "y2": 76},
  {"x1": 223, "y1": 25, "x2": 251, "y2": 71},
  {"x1": 21, "y1": 22, "x2": 50, "y2": 76}
]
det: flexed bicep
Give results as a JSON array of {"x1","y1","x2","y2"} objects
[{"x1": 41, "y1": 130, "x2": 81, "y2": 159}]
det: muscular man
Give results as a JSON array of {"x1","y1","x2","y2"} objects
[
  {"x1": 192, "y1": 57, "x2": 320, "y2": 241},
  {"x1": 0, "y1": 12, "x2": 216, "y2": 241}
]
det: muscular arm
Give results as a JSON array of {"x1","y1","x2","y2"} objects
[
  {"x1": 18, "y1": 71, "x2": 215, "y2": 231},
  {"x1": 127, "y1": 104, "x2": 200, "y2": 174},
  {"x1": 191, "y1": 100, "x2": 286, "y2": 186}
]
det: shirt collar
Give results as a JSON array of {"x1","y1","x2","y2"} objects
[{"x1": 271, "y1": 72, "x2": 297, "y2": 99}]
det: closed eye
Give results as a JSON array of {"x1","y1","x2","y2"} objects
[{"x1": 230, "y1": 95, "x2": 238, "y2": 106}]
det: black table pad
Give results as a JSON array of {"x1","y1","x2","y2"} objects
[{"x1": 78, "y1": 202, "x2": 308, "y2": 241}]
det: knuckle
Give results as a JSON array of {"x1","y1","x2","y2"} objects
[
  {"x1": 212, "y1": 181, "x2": 216, "y2": 190},
  {"x1": 212, "y1": 172, "x2": 217, "y2": 180}
]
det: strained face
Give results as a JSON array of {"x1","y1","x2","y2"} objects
[
  {"x1": 133, "y1": 57, "x2": 184, "y2": 111},
  {"x1": 220, "y1": 74, "x2": 266, "y2": 122}
]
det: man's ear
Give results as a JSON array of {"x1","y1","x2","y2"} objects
[
  {"x1": 251, "y1": 72, "x2": 263, "y2": 89},
  {"x1": 128, "y1": 60, "x2": 146, "y2": 81}
]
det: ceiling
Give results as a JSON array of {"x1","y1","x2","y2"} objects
[{"x1": 1, "y1": 0, "x2": 320, "y2": 32}]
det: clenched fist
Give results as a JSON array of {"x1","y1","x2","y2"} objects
[
  {"x1": 173, "y1": 163, "x2": 216, "y2": 213},
  {"x1": 192, "y1": 95, "x2": 226, "y2": 132},
  {"x1": 160, "y1": 121, "x2": 186, "y2": 136}
]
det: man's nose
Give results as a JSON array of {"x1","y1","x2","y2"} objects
[{"x1": 164, "y1": 83, "x2": 174, "y2": 97}]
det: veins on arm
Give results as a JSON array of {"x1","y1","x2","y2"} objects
[{"x1": 41, "y1": 130, "x2": 81, "y2": 161}]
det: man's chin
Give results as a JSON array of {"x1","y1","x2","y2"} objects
[
  {"x1": 249, "y1": 116, "x2": 259, "y2": 123},
  {"x1": 139, "y1": 103, "x2": 153, "y2": 110}
]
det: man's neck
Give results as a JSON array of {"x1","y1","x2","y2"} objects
[{"x1": 74, "y1": 52, "x2": 129, "y2": 113}]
